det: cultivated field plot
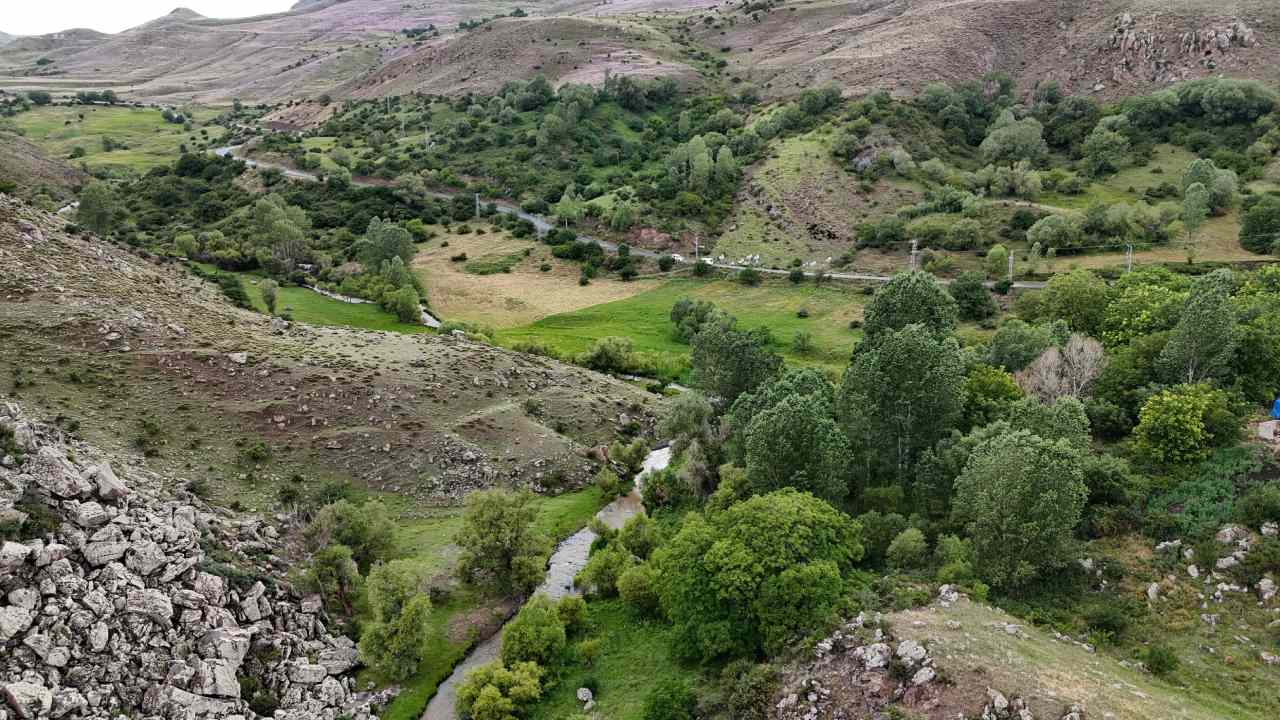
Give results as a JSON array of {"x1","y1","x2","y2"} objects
[
  {"x1": 12, "y1": 105, "x2": 225, "y2": 172},
  {"x1": 413, "y1": 228, "x2": 662, "y2": 329}
]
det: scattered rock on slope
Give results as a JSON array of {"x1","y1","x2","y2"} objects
[{"x1": 0, "y1": 402, "x2": 391, "y2": 720}]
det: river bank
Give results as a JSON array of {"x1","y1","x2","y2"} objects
[{"x1": 419, "y1": 445, "x2": 671, "y2": 720}]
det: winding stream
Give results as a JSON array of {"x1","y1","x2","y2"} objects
[{"x1": 421, "y1": 445, "x2": 671, "y2": 720}]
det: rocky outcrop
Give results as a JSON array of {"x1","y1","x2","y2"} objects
[
  {"x1": 1096, "y1": 13, "x2": 1263, "y2": 91},
  {"x1": 771, "y1": 611, "x2": 947, "y2": 720},
  {"x1": 0, "y1": 402, "x2": 389, "y2": 720}
]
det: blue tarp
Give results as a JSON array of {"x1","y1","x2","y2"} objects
[{"x1": 1272, "y1": 398, "x2": 1280, "y2": 419}]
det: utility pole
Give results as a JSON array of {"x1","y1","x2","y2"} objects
[
  {"x1": 1007, "y1": 252, "x2": 1014, "y2": 283},
  {"x1": 1125, "y1": 243, "x2": 1133, "y2": 273},
  {"x1": 475, "y1": 193, "x2": 481, "y2": 218},
  {"x1": 695, "y1": 235, "x2": 700, "y2": 262},
  {"x1": 909, "y1": 239, "x2": 918, "y2": 271}
]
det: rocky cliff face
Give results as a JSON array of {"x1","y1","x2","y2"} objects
[{"x1": 0, "y1": 402, "x2": 389, "y2": 720}]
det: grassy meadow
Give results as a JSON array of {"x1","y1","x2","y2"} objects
[
  {"x1": 13, "y1": 105, "x2": 226, "y2": 172},
  {"x1": 497, "y1": 275, "x2": 869, "y2": 376}
]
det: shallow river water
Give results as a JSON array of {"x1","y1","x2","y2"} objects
[{"x1": 420, "y1": 445, "x2": 671, "y2": 720}]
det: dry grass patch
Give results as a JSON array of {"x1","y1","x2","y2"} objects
[{"x1": 413, "y1": 228, "x2": 660, "y2": 328}]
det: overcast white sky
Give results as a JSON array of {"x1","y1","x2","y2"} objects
[{"x1": 3, "y1": 1, "x2": 297, "y2": 36}]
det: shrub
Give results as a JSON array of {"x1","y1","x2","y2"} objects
[
  {"x1": 1144, "y1": 644, "x2": 1179, "y2": 676},
  {"x1": 642, "y1": 678, "x2": 696, "y2": 720},
  {"x1": 501, "y1": 595, "x2": 567, "y2": 667},
  {"x1": 575, "y1": 544, "x2": 635, "y2": 598},
  {"x1": 1236, "y1": 484, "x2": 1280, "y2": 528},
  {"x1": 737, "y1": 267, "x2": 762, "y2": 286},
  {"x1": 886, "y1": 527, "x2": 928, "y2": 569},
  {"x1": 619, "y1": 513, "x2": 658, "y2": 559},
  {"x1": 855, "y1": 511, "x2": 909, "y2": 567},
  {"x1": 596, "y1": 468, "x2": 624, "y2": 499},
  {"x1": 1135, "y1": 384, "x2": 1237, "y2": 465},
  {"x1": 618, "y1": 563, "x2": 661, "y2": 616},
  {"x1": 456, "y1": 661, "x2": 544, "y2": 720},
  {"x1": 556, "y1": 596, "x2": 588, "y2": 636}
]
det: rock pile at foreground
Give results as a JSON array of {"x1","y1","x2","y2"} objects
[{"x1": 0, "y1": 402, "x2": 389, "y2": 720}]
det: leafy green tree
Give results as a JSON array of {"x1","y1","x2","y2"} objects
[
  {"x1": 862, "y1": 271, "x2": 958, "y2": 340},
  {"x1": 501, "y1": 595, "x2": 567, "y2": 667},
  {"x1": 1040, "y1": 269, "x2": 1111, "y2": 336},
  {"x1": 384, "y1": 286, "x2": 421, "y2": 323},
  {"x1": 456, "y1": 661, "x2": 543, "y2": 720},
  {"x1": 618, "y1": 563, "x2": 662, "y2": 616},
  {"x1": 839, "y1": 324, "x2": 964, "y2": 483},
  {"x1": 724, "y1": 367, "x2": 833, "y2": 460},
  {"x1": 358, "y1": 560, "x2": 431, "y2": 681},
  {"x1": 1181, "y1": 158, "x2": 1237, "y2": 213},
  {"x1": 985, "y1": 243, "x2": 1010, "y2": 278},
  {"x1": 1135, "y1": 383, "x2": 1237, "y2": 464},
  {"x1": 1182, "y1": 182, "x2": 1210, "y2": 243},
  {"x1": 260, "y1": 279, "x2": 279, "y2": 313},
  {"x1": 575, "y1": 543, "x2": 635, "y2": 598},
  {"x1": 355, "y1": 217, "x2": 415, "y2": 270},
  {"x1": 657, "y1": 392, "x2": 716, "y2": 455},
  {"x1": 886, "y1": 527, "x2": 928, "y2": 569},
  {"x1": 1026, "y1": 213, "x2": 1082, "y2": 251},
  {"x1": 986, "y1": 319, "x2": 1060, "y2": 371},
  {"x1": 952, "y1": 431, "x2": 1086, "y2": 589},
  {"x1": 305, "y1": 500, "x2": 395, "y2": 571},
  {"x1": 949, "y1": 271, "x2": 997, "y2": 320},
  {"x1": 962, "y1": 364, "x2": 1023, "y2": 428},
  {"x1": 853, "y1": 511, "x2": 909, "y2": 567},
  {"x1": 690, "y1": 324, "x2": 781, "y2": 404},
  {"x1": 1240, "y1": 195, "x2": 1280, "y2": 254},
  {"x1": 744, "y1": 393, "x2": 852, "y2": 505},
  {"x1": 552, "y1": 186, "x2": 586, "y2": 223},
  {"x1": 1158, "y1": 269, "x2": 1236, "y2": 383},
  {"x1": 456, "y1": 490, "x2": 551, "y2": 594},
  {"x1": 979, "y1": 111, "x2": 1049, "y2": 166},
  {"x1": 78, "y1": 181, "x2": 120, "y2": 234},
  {"x1": 1100, "y1": 282, "x2": 1186, "y2": 347},
  {"x1": 304, "y1": 544, "x2": 362, "y2": 617},
  {"x1": 619, "y1": 509, "x2": 660, "y2": 561},
  {"x1": 1081, "y1": 121, "x2": 1130, "y2": 176},
  {"x1": 653, "y1": 489, "x2": 863, "y2": 660}
]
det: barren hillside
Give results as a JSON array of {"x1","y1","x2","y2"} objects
[
  {"x1": 1, "y1": 1, "x2": 1277, "y2": 103},
  {"x1": 341, "y1": 15, "x2": 697, "y2": 98},
  {"x1": 691, "y1": 0, "x2": 1278, "y2": 100}
]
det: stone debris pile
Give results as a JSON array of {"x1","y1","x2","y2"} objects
[{"x1": 0, "y1": 403, "x2": 389, "y2": 720}]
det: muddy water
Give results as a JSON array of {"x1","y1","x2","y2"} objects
[{"x1": 421, "y1": 445, "x2": 671, "y2": 720}]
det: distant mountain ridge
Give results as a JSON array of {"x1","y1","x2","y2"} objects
[{"x1": 0, "y1": 0, "x2": 1275, "y2": 104}]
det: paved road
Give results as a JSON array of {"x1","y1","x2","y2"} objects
[{"x1": 212, "y1": 145, "x2": 1046, "y2": 289}]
